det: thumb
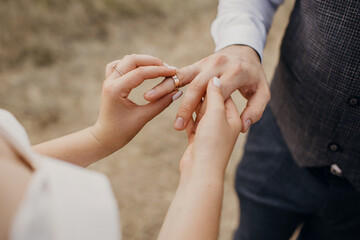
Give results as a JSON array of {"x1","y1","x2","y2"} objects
[
  {"x1": 240, "y1": 82, "x2": 270, "y2": 133},
  {"x1": 204, "y1": 77, "x2": 225, "y2": 117}
]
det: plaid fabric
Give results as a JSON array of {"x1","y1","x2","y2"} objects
[{"x1": 270, "y1": 0, "x2": 360, "y2": 190}]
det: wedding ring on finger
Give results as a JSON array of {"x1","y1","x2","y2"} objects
[
  {"x1": 172, "y1": 74, "x2": 180, "y2": 90},
  {"x1": 112, "y1": 64, "x2": 124, "y2": 76}
]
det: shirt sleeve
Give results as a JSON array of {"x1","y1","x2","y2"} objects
[{"x1": 211, "y1": 0, "x2": 285, "y2": 60}]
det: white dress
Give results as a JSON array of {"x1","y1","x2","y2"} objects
[{"x1": 0, "y1": 109, "x2": 121, "y2": 240}]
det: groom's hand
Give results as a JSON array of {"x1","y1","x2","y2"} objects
[{"x1": 144, "y1": 45, "x2": 270, "y2": 133}]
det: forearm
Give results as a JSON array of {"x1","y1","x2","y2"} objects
[
  {"x1": 32, "y1": 126, "x2": 115, "y2": 167},
  {"x1": 159, "y1": 166, "x2": 224, "y2": 240}
]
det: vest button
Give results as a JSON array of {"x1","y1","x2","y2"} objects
[
  {"x1": 330, "y1": 164, "x2": 342, "y2": 176},
  {"x1": 348, "y1": 97, "x2": 358, "y2": 106},
  {"x1": 329, "y1": 143, "x2": 339, "y2": 152}
]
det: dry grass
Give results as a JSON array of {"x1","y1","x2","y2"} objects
[{"x1": 0, "y1": 0, "x2": 214, "y2": 71}]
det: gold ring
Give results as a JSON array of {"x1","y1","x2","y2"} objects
[
  {"x1": 112, "y1": 64, "x2": 124, "y2": 76},
  {"x1": 172, "y1": 74, "x2": 180, "y2": 90}
]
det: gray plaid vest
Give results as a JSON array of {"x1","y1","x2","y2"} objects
[{"x1": 269, "y1": 0, "x2": 360, "y2": 190}]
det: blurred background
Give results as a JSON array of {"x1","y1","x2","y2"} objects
[{"x1": 0, "y1": 0, "x2": 295, "y2": 239}]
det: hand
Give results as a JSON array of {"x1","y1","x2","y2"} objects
[
  {"x1": 158, "y1": 77, "x2": 241, "y2": 240},
  {"x1": 143, "y1": 45, "x2": 270, "y2": 133},
  {"x1": 180, "y1": 77, "x2": 242, "y2": 177},
  {"x1": 91, "y1": 54, "x2": 180, "y2": 152}
]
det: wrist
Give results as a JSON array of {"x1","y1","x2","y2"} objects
[
  {"x1": 180, "y1": 161, "x2": 225, "y2": 183},
  {"x1": 179, "y1": 166, "x2": 225, "y2": 198},
  {"x1": 88, "y1": 123, "x2": 120, "y2": 155},
  {"x1": 221, "y1": 45, "x2": 261, "y2": 63}
]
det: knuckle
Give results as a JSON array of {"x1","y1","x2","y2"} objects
[
  {"x1": 212, "y1": 54, "x2": 228, "y2": 66},
  {"x1": 231, "y1": 63, "x2": 245, "y2": 76},
  {"x1": 189, "y1": 80, "x2": 204, "y2": 91},
  {"x1": 134, "y1": 67, "x2": 144, "y2": 77},
  {"x1": 123, "y1": 54, "x2": 135, "y2": 62},
  {"x1": 178, "y1": 104, "x2": 193, "y2": 116}
]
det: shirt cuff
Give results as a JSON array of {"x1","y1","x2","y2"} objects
[{"x1": 211, "y1": 23, "x2": 266, "y2": 61}]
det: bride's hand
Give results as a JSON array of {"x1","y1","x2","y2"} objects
[
  {"x1": 180, "y1": 77, "x2": 242, "y2": 177},
  {"x1": 91, "y1": 54, "x2": 181, "y2": 152},
  {"x1": 158, "y1": 77, "x2": 241, "y2": 240}
]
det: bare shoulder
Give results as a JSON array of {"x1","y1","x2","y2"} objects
[{"x1": 0, "y1": 135, "x2": 33, "y2": 240}]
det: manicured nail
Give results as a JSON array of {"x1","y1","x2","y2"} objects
[
  {"x1": 145, "y1": 89, "x2": 156, "y2": 96},
  {"x1": 172, "y1": 90, "x2": 183, "y2": 101},
  {"x1": 213, "y1": 77, "x2": 221, "y2": 87},
  {"x1": 174, "y1": 117, "x2": 184, "y2": 129},
  {"x1": 244, "y1": 119, "x2": 252, "y2": 131}
]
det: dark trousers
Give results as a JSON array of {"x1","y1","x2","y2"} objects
[{"x1": 233, "y1": 107, "x2": 360, "y2": 240}]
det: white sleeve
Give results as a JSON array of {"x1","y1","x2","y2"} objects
[{"x1": 211, "y1": 0, "x2": 285, "y2": 60}]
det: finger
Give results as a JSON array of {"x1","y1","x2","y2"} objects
[
  {"x1": 144, "y1": 77, "x2": 175, "y2": 102},
  {"x1": 240, "y1": 82, "x2": 270, "y2": 133},
  {"x1": 185, "y1": 116, "x2": 196, "y2": 143},
  {"x1": 144, "y1": 64, "x2": 200, "y2": 102},
  {"x1": 116, "y1": 66, "x2": 176, "y2": 98},
  {"x1": 174, "y1": 70, "x2": 219, "y2": 131},
  {"x1": 203, "y1": 77, "x2": 225, "y2": 119},
  {"x1": 189, "y1": 99, "x2": 204, "y2": 134},
  {"x1": 194, "y1": 98, "x2": 204, "y2": 117},
  {"x1": 105, "y1": 60, "x2": 121, "y2": 78},
  {"x1": 224, "y1": 97, "x2": 242, "y2": 132},
  {"x1": 215, "y1": 65, "x2": 269, "y2": 133},
  {"x1": 109, "y1": 54, "x2": 165, "y2": 79},
  {"x1": 174, "y1": 79, "x2": 207, "y2": 131},
  {"x1": 138, "y1": 90, "x2": 182, "y2": 124},
  {"x1": 213, "y1": 70, "x2": 242, "y2": 101},
  {"x1": 194, "y1": 96, "x2": 207, "y2": 126}
]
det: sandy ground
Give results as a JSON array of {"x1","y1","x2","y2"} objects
[{"x1": 0, "y1": 0, "x2": 295, "y2": 239}]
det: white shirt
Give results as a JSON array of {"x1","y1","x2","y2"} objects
[
  {"x1": 0, "y1": 109, "x2": 121, "y2": 240},
  {"x1": 211, "y1": 0, "x2": 285, "y2": 60}
]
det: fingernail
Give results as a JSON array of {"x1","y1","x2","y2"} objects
[
  {"x1": 213, "y1": 77, "x2": 221, "y2": 88},
  {"x1": 244, "y1": 119, "x2": 252, "y2": 131},
  {"x1": 172, "y1": 90, "x2": 183, "y2": 101},
  {"x1": 174, "y1": 117, "x2": 184, "y2": 129},
  {"x1": 145, "y1": 89, "x2": 156, "y2": 96}
]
